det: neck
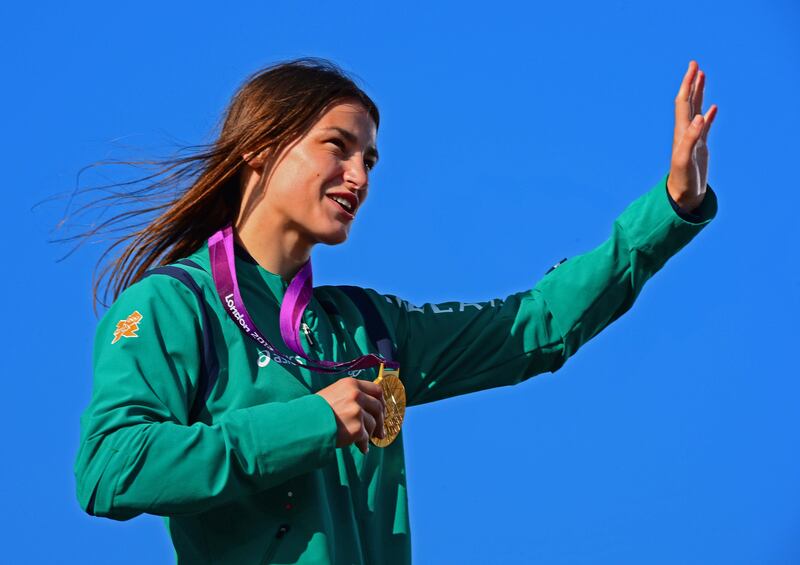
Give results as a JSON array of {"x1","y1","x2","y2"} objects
[{"x1": 233, "y1": 217, "x2": 313, "y2": 281}]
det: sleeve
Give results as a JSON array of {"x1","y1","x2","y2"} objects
[
  {"x1": 666, "y1": 186, "x2": 705, "y2": 223},
  {"x1": 368, "y1": 172, "x2": 718, "y2": 407},
  {"x1": 73, "y1": 274, "x2": 338, "y2": 521}
]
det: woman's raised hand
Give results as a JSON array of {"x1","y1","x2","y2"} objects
[
  {"x1": 667, "y1": 60, "x2": 719, "y2": 213},
  {"x1": 316, "y1": 377, "x2": 386, "y2": 454}
]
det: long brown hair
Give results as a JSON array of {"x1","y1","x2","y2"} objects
[{"x1": 58, "y1": 57, "x2": 379, "y2": 315}]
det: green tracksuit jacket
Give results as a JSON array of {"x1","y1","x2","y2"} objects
[{"x1": 74, "y1": 173, "x2": 717, "y2": 564}]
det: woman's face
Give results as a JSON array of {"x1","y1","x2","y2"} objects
[{"x1": 246, "y1": 99, "x2": 378, "y2": 247}]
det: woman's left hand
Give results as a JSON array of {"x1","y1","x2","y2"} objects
[{"x1": 667, "y1": 60, "x2": 719, "y2": 213}]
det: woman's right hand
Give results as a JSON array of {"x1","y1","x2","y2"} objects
[
  {"x1": 667, "y1": 60, "x2": 718, "y2": 213},
  {"x1": 316, "y1": 377, "x2": 386, "y2": 454}
]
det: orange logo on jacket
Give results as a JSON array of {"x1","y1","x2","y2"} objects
[{"x1": 112, "y1": 311, "x2": 143, "y2": 344}]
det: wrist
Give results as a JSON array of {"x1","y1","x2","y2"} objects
[{"x1": 666, "y1": 180, "x2": 704, "y2": 214}]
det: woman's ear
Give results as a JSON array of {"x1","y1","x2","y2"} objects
[{"x1": 242, "y1": 149, "x2": 267, "y2": 170}]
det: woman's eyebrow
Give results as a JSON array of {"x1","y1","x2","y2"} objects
[{"x1": 322, "y1": 126, "x2": 379, "y2": 162}]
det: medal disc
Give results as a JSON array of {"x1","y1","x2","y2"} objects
[{"x1": 371, "y1": 366, "x2": 405, "y2": 447}]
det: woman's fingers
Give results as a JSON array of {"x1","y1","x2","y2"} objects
[
  {"x1": 675, "y1": 60, "x2": 699, "y2": 129},
  {"x1": 702, "y1": 104, "x2": 718, "y2": 142},
  {"x1": 356, "y1": 379, "x2": 386, "y2": 438},
  {"x1": 682, "y1": 105, "x2": 717, "y2": 153},
  {"x1": 357, "y1": 390, "x2": 385, "y2": 439},
  {"x1": 691, "y1": 69, "x2": 705, "y2": 118},
  {"x1": 676, "y1": 114, "x2": 706, "y2": 164},
  {"x1": 315, "y1": 377, "x2": 387, "y2": 452},
  {"x1": 357, "y1": 410, "x2": 377, "y2": 453},
  {"x1": 356, "y1": 428, "x2": 369, "y2": 454},
  {"x1": 356, "y1": 379, "x2": 385, "y2": 405},
  {"x1": 674, "y1": 60, "x2": 715, "y2": 150}
]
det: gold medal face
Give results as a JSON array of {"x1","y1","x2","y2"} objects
[{"x1": 371, "y1": 366, "x2": 405, "y2": 448}]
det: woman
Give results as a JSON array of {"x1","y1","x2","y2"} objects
[{"x1": 74, "y1": 57, "x2": 718, "y2": 564}]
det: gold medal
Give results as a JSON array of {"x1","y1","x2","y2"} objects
[{"x1": 371, "y1": 364, "x2": 405, "y2": 447}]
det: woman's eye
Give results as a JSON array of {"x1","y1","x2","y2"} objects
[
  {"x1": 328, "y1": 139, "x2": 346, "y2": 151},
  {"x1": 328, "y1": 138, "x2": 375, "y2": 171}
]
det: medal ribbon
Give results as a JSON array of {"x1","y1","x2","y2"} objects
[{"x1": 208, "y1": 224, "x2": 398, "y2": 373}]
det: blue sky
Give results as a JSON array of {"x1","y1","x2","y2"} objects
[{"x1": 2, "y1": 1, "x2": 799, "y2": 563}]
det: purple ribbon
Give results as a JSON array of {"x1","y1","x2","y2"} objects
[{"x1": 208, "y1": 224, "x2": 398, "y2": 373}]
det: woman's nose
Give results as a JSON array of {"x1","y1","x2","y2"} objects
[{"x1": 343, "y1": 156, "x2": 369, "y2": 190}]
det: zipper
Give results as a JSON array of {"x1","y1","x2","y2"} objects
[
  {"x1": 261, "y1": 523, "x2": 291, "y2": 564},
  {"x1": 301, "y1": 323, "x2": 315, "y2": 347}
]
